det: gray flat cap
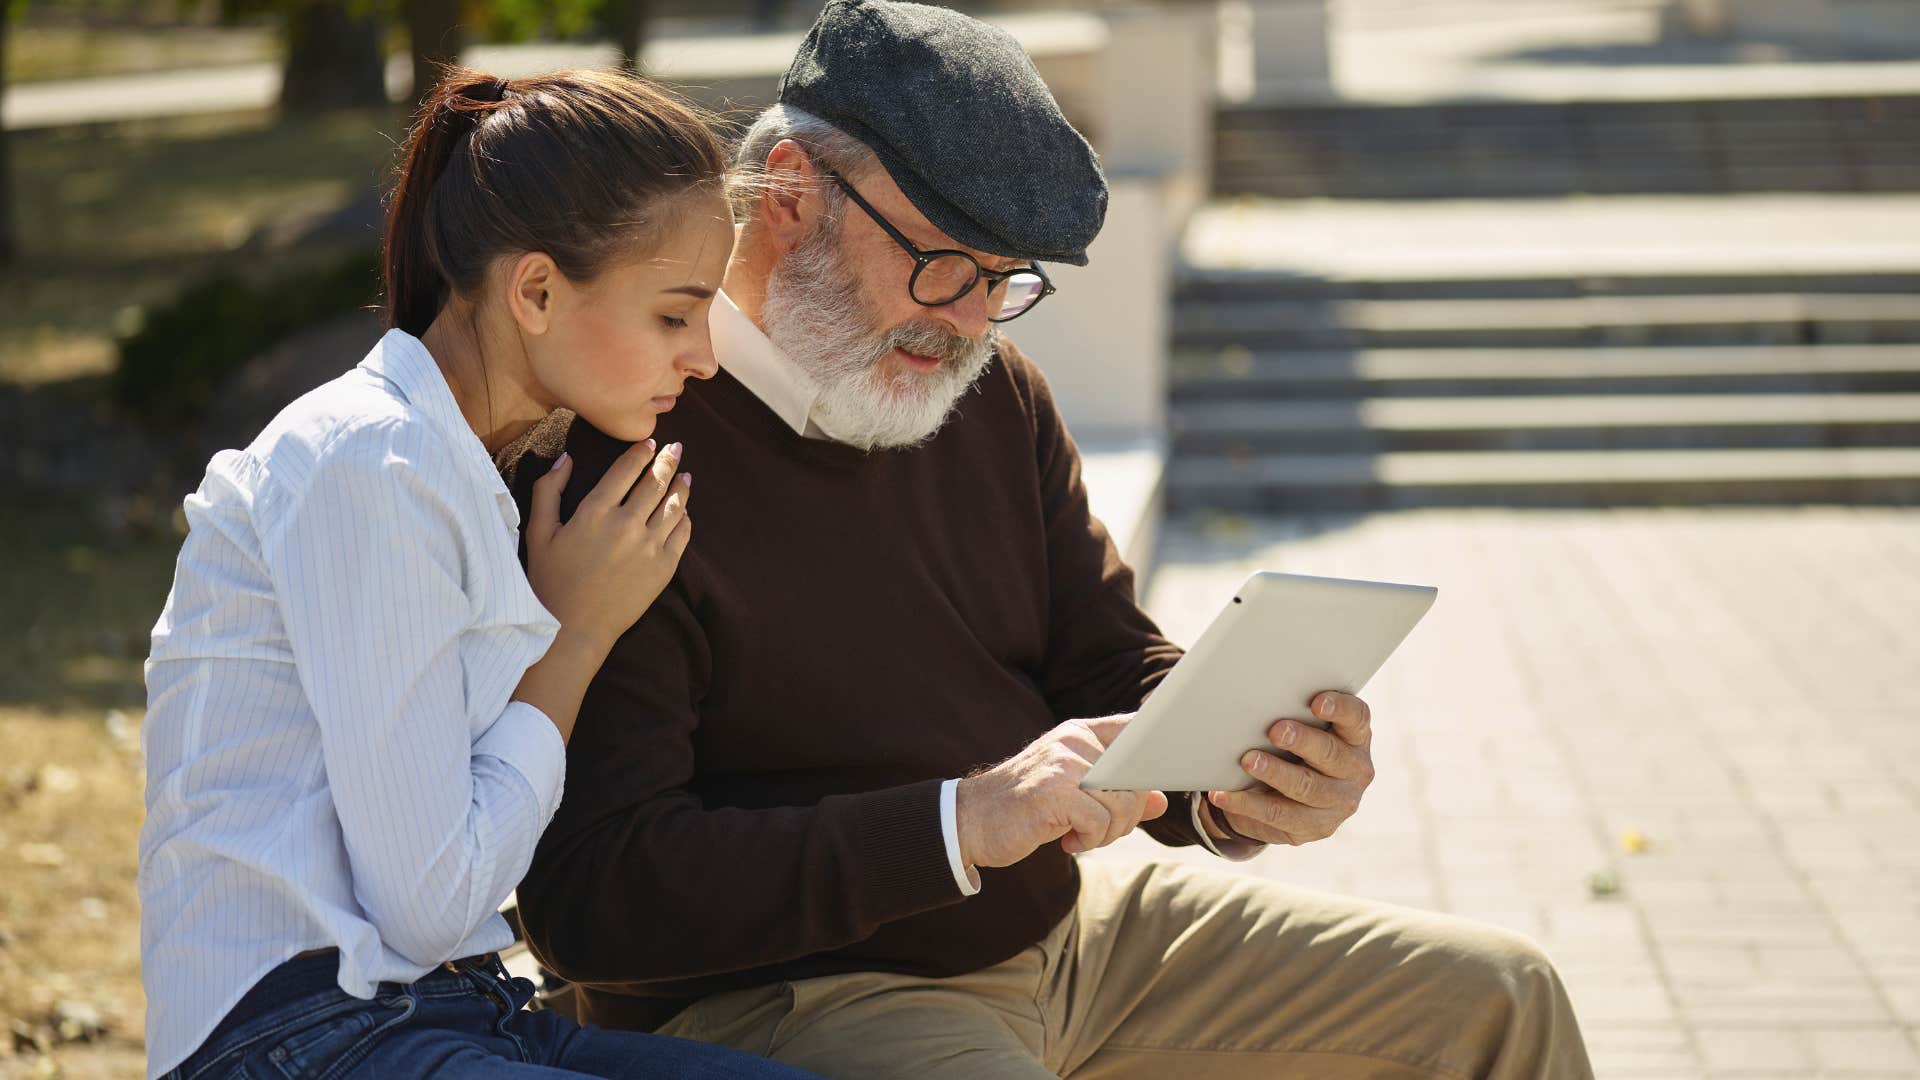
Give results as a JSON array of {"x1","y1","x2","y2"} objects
[{"x1": 778, "y1": 0, "x2": 1107, "y2": 266}]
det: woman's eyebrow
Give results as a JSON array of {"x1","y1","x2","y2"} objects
[{"x1": 661, "y1": 285, "x2": 716, "y2": 299}]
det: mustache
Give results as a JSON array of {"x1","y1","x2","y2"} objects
[{"x1": 883, "y1": 320, "x2": 995, "y2": 368}]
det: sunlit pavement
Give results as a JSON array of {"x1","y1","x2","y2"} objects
[{"x1": 1091, "y1": 506, "x2": 1920, "y2": 1077}]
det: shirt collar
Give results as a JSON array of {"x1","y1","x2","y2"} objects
[
  {"x1": 710, "y1": 289, "x2": 839, "y2": 441},
  {"x1": 359, "y1": 328, "x2": 520, "y2": 526}
]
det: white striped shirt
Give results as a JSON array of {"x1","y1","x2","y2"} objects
[{"x1": 139, "y1": 329, "x2": 565, "y2": 1078}]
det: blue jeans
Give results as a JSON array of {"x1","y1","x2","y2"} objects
[{"x1": 164, "y1": 952, "x2": 819, "y2": 1079}]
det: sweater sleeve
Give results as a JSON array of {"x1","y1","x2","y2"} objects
[
  {"x1": 504, "y1": 418, "x2": 967, "y2": 988},
  {"x1": 1001, "y1": 343, "x2": 1208, "y2": 851}
]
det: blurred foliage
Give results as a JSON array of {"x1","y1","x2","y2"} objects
[
  {"x1": 202, "y1": 0, "x2": 615, "y2": 43},
  {"x1": 0, "y1": 494, "x2": 179, "y2": 707},
  {"x1": 113, "y1": 247, "x2": 379, "y2": 430}
]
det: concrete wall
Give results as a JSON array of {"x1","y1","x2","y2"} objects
[
  {"x1": 1216, "y1": 0, "x2": 1333, "y2": 105},
  {"x1": 999, "y1": 176, "x2": 1175, "y2": 440}
]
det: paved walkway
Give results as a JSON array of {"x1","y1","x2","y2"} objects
[
  {"x1": 1092, "y1": 506, "x2": 1920, "y2": 1078},
  {"x1": 1327, "y1": 0, "x2": 1920, "y2": 104}
]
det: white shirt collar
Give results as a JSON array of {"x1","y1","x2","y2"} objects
[
  {"x1": 709, "y1": 289, "x2": 839, "y2": 441},
  {"x1": 358, "y1": 327, "x2": 517, "y2": 521}
]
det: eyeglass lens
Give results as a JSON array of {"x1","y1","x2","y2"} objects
[{"x1": 912, "y1": 256, "x2": 1048, "y2": 320}]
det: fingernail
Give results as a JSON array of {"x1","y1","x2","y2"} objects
[
  {"x1": 681, "y1": 472, "x2": 693, "y2": 487},
  {"x1": 1279, "y1": 722, "x2": 1298, "y2": 747},
  {"x1": 548, "y1": 452, "x2": 568, "y2": 472},
  {"x1": 644, "y1": 438, "x2": 657, "y2": 451},
  {"x1": 1209, "y1": 791, "x2": 1228, "y2": 807},
  {"x1": 1242, "y1": 751, "x2": 1264, "y2": 773},
  {"x1": 1317, "y1": 695, "x2": 1335, "y2": 719},
  {"x1": 667, "y1": 442, "x2": 683, "y2": 457}
]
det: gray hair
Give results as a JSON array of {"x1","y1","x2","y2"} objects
[{"x1": 731, "y1": 103, "x2": 879, "y2": 224}]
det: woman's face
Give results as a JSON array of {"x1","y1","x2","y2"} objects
[{"x1": 530, "y1": 194, "x2": 737, "y2": 443}]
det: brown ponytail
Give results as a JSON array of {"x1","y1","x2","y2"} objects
[{"x1": 382, "y1": 66, "x2": 732, "y2": 337}]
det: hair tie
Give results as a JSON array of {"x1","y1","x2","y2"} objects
[{"x1": 469, "y1": 77, "x2": 510, "y2": 104}]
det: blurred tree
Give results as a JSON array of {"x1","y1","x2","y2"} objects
[
  {"x1": 0, "y1": 0, "x2": 15, "y2": 265},
  {"x1": 599, "y1": 0, "x2": 652, "y2": 72},
  {"x1": 407, "y1": 0, "x2": 461, "y2": 102},
  {"x1": 278, "y1": 0, "x2": 387, "y2": 112}
]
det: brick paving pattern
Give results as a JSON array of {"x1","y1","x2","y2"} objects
[{"x1": 1100, "y1": 507, "x2": 1920, "y2": 1079}]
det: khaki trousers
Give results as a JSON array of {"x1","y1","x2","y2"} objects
[{"x1": 657, "y1": 859, "x2": 1593, "y2": 1079}]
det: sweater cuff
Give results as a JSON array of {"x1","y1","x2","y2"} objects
[{"x1": 851, "y1": 778, "x2": 964, "y2": 913}]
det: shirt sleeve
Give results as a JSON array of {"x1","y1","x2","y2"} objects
[
  {"x1": 941, "y1": 778, "x2": 982, "y2": 895},
  {"x1": 259, "y1": 419, "x2": 565, "y2": 968},
  {"x1": 1187, "y1": 791, "x2": 1266, "y2": 861}
]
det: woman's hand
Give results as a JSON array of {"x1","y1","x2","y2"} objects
[{"x1": 525, "y1": 439, "x2": 692, "y2": 650}]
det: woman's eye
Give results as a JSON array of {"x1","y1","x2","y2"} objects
[{"x1": 661, "y1": 315, "x2": 689, "y2": 330}]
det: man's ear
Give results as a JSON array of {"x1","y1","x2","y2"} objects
[
  {"x1": 504, "y1": 251, "x2": 560, "y2": 336},
  {"x1": 760, "y1": 139, "x2": 828, "y2": 257}
]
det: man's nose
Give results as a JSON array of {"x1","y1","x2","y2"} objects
[{"x1": 934, "y1": 279, "x2": 996, "y2": 341}]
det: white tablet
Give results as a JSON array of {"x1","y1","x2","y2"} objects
[{"x1": 1080, "y1": 571, "x2": 1437, "y2": 793}]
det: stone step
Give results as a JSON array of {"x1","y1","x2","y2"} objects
[
  {"x1": 1172, "y1": 273, "x2": 1920, "y2": 305},
  {"x1": 1167, "y1": 447, "x2": 1920, "y2": 511},
  {"x1": 1213, "y1": 95, "x2": 1920, "y2": 199},
  {"x1": 1170, "y1": 345, "x2": 1920, "y2": 399},
  {"x1": 1171, "y1": 393, "x2": 1920, "y2": 453},
  {"x1": 1171, "y1": 294, "x2": 1920, "y2": 350}
]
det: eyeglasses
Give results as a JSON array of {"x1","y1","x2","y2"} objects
[{"x1": 825, "y1": 170, "x2": 1056, "y2": 323}]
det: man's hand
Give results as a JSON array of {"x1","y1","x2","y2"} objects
[
  {"x1": 1206, "y1": 691, "x2": 1375, "y2": 847},
  {"x1": 955, "y1": 715, "x2": 1169, "y2": 871}
]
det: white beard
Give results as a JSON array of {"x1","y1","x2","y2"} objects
[{"x1": 760, "y1": 216, "x2": 995, "y2": 451}]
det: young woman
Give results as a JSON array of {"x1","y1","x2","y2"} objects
[{"x1": 138, "y1": 69, "x2": 816, "y2": 1080}]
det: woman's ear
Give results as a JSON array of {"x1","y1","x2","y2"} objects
[{"x1": 504, "y1": 251, "x2": 560, "y2": 336}]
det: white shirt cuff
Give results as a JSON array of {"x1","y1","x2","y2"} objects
[
  {"x1": 474, "y1": 700, "x2": 568, "y2": 828},
  {"x1": 1189, "y1": 791, "x2": 1227, "y2": 857},
  {"x1": 940, "y1": 778, "x2": 981, "y2": 896}
]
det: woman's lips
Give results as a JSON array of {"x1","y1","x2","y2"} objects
[{"x1": 652, "y1": 395, "x2": 679, "y2": 412}]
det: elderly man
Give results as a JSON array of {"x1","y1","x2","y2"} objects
[{"x1": 499, "y1": 1, "x2": 1594, "y2": 1076}]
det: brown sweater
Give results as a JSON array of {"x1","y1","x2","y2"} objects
[{"x1": 498, "y1": 340, "x2": 1191, "y2": 1031}]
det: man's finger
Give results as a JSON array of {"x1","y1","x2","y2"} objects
[
  {"x1": 1314, "y1": 691, "x2": 1372, "y2": 748},
  {"x1": 1241, "y1": 750, "x2": 1338, "y2": 808},
  {"x1": 1059, "y1": 792, "x2": 1112, "y2": 855},
  {"x1": 1086, "y1": 788, "x2": 1149, "y2": 848},
  {"x1": 1081, "y1": 713, "x2": 1133, "y2": 748},
  {"x1": 1210, "y1": 789, "x2": 1313, "y2": 844},
  {"x1": 1268, "y1": 719, "x2": 1360, "y2": 780},
  {"x1": 527, "y1": 452, "x2": 570, "y2": 549}
]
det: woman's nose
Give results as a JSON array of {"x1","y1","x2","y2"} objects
[{"x1": 680, "y1": 339, "x2": 721, "y2": 381}]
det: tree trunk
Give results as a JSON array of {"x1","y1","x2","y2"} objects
[
  {"x1": 0, "y1": 9, "x2": 15, "y2": 266},
  {"x1": 280, "y1": 0, "x2": 389, "y2": 114},
  {"x1": 407, "y1": 0, "x2": 463, "y2": 104},
  {"x1": 606, "y1": 0, "x2": 652, "y2": 73}
]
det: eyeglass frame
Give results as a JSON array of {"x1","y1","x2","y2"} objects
[{"x1": 822, "y1": 169, "x2": 1057, "y2": 323}]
